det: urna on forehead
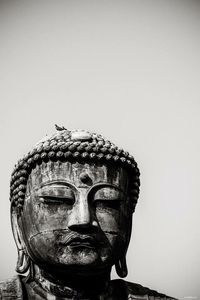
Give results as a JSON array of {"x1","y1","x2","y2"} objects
[
  {"x1": 10, "y1": 127, "x2": 140, "y2": 211},
  {"x1": 27, "y1": 160, "x2": 129, "y2": 191}
]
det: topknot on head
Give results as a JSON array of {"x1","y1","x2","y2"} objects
[{"x1": 10, "y1": 127, "x2": 140, "y2": 212}]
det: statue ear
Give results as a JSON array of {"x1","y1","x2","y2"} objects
[
  {"x1": 115, "y1": 256, "x2": 128, "y2": 278},
  {"x1": 115, "y1": 205, "x2": 132, "y2": 278},
  {"x1": 11, "y1": 204, "x2": 30, "y2": 274}
]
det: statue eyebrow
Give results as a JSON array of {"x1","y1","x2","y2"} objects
[
  {"x1": 40, "y1": 180, "x2": 77, "y2": 191},
  {"x1": 87, "y1": 183, "x2": 127, "y2": 196},
  {"x1": 39, "y1": 181, "x2": 127, "y2": 197}
]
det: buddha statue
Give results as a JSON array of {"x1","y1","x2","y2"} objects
[{"x1": 0, "y1": 126, "x2": 176, "y2": 299}]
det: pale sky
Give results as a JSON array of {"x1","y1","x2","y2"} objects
[{"x1": 0, "y1": 1, "x2": 200, "y2": 299}]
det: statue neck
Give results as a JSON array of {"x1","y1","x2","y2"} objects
[{"x1": 30, "y1": 263, "x2": 112, "y2": 299}]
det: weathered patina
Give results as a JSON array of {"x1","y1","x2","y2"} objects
[{"x1": 0, "y1": 127, "x2": 175, "y2": 299}]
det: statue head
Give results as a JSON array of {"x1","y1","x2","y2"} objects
[{"x1": 10, "y1": 127, "x2": 140, "y2": 280}]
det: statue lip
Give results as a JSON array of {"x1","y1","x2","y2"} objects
[{"x1": 65, "y1": 237, "x2": 98, "y2": 249}]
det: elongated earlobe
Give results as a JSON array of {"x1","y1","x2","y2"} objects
[
  {"x1": 115, "y1": 256, "x2": 128, "y2": 278},
  {"x1": 16, "y1": 249, "x2": 30, "y2": 273},
  {"x1": 11, "y1": 205, "x2": 30, "y2": 274}
]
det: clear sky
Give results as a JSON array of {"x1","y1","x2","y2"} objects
[{"x1": 0, "y1": 1, "x2": 200, "y2": 299}]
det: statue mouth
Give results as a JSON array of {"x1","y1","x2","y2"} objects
[{"x1": 64, "y1": 237, "x2": 98, "y2": 249}]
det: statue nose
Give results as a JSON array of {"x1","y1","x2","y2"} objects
[{"x1": 68, "y1": 197, "x2": 97, "y2": 230}]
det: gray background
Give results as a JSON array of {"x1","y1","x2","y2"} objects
[{"x1": 0, "y1": 1, "x2": 200, "y2": 299}]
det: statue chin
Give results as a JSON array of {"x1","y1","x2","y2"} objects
[
  {"x1": 29, "y1": 246, "x2": 113, "y2": 276},
  {"x1": 25, "y1": 229, "x2": 117, "y2": 276}
]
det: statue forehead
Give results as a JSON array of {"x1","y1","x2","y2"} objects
[{"x1": 26, "y1": 161, "x2": 129, "y2": 191}]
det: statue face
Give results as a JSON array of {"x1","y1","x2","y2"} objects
[{"x1": 19, "y1": 161, "x2": 132, "y2": 275}]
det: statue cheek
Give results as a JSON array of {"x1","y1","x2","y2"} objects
[
  {"x1": 28, "y1": 231, "x2": 57, "y2": 263},
  {"x1": 96, "y1": 210, "x2": 126, "y2": 248},
  {"x1": 25, "y1": 230, "x2": 73, "y2": 265},
  {"x1": 96, "y1": 210, "x2": 120, "y2": 232},
  {"x1": 22, "y1": 196, "x2": 71, "y2": 236}
]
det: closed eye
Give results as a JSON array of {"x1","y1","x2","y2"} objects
[
  {"x1": 39, "y1": 196, "x2": 75, "y2": 205},
  {"x1": 94, "y1": 199, "x2": 122, "y2": 210}
]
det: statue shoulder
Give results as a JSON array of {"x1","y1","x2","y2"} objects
[
  {"x1": 111, "y1": 279, "x2": 177, "y2": 300},
  {"x1": 0, "y1": 275, "x2": 23, "y2": 299}
]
